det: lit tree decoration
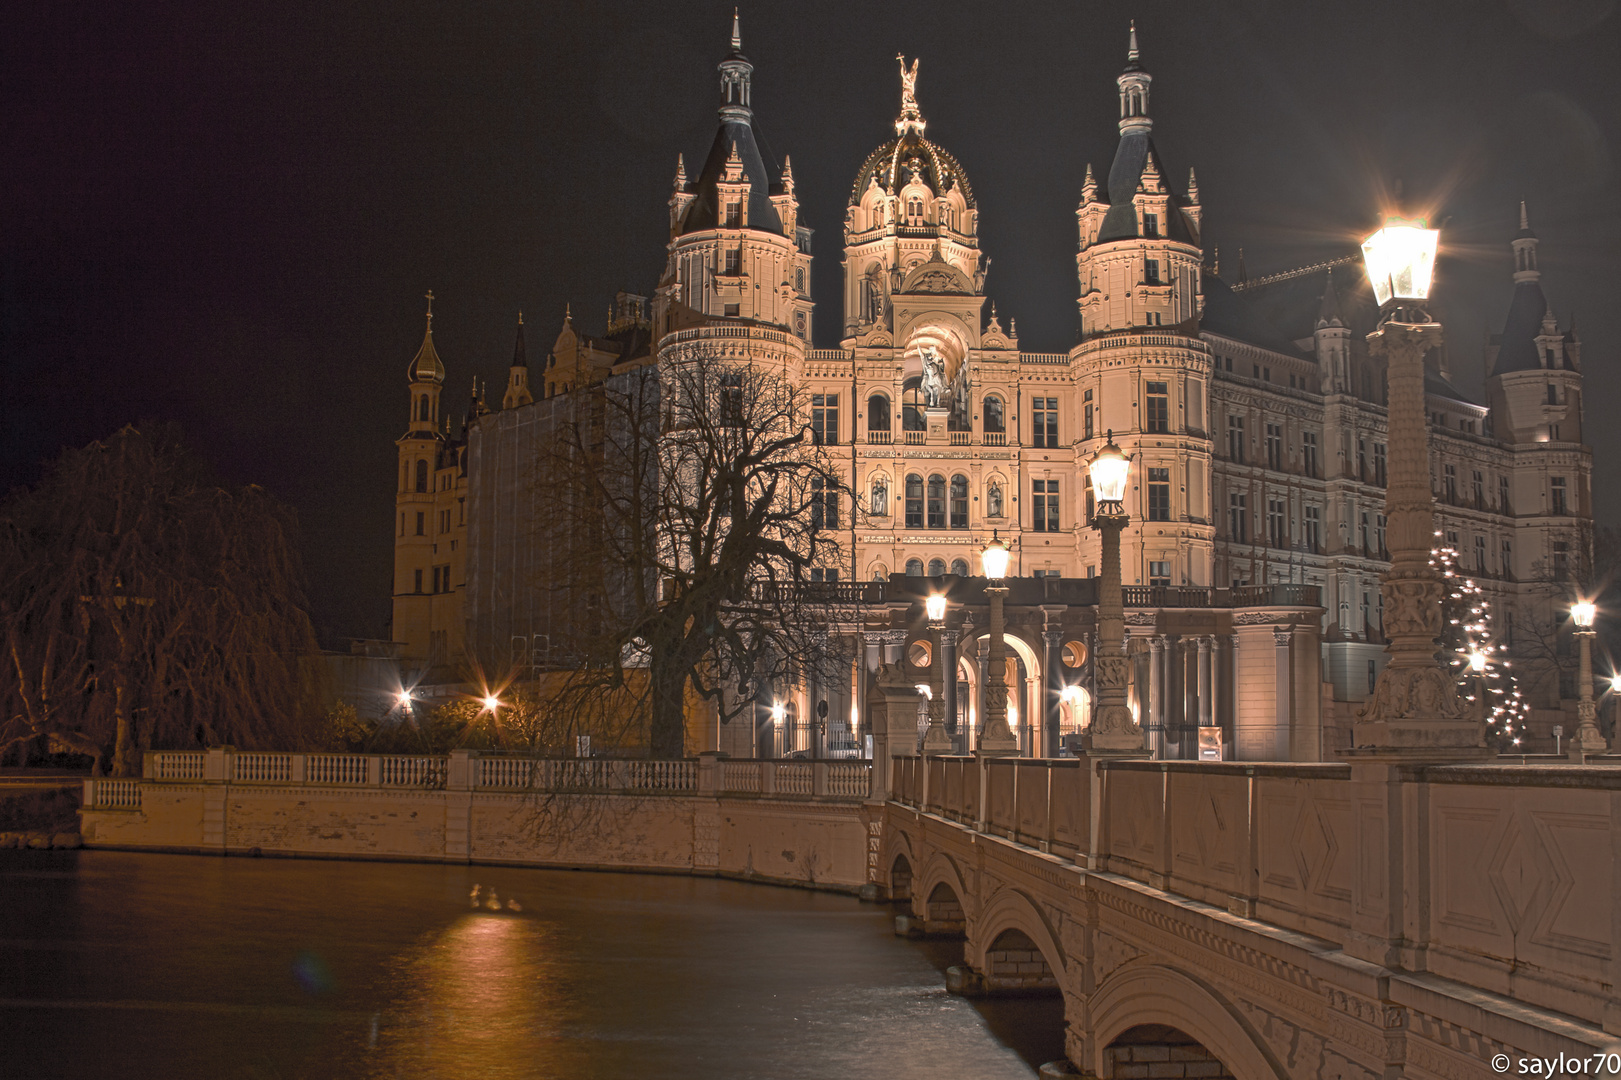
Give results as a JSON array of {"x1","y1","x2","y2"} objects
[{"x1": 1431, "y1": 534, "x2": 1529, "y2": 748}]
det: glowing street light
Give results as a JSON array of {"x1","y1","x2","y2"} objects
[
  {"x1": 482, "y1": 694, "x2": 501, "y2": 712},
  {"x1": 770, "y1": 701, "x2": 786, "y2": 725},
  {"x1": 1361, "y1": 216, "x2": 1439, "y2": 308},
  {"x1": 925, "y1": 593, "x2": 947, "y2": 622},
  {"x1": 1088, "y1": 432, "x2": 1131, "y2": 509},
  {"x1": 1610, "y1": 673, "x2": 1621, "y2": 694},
  {"x1": 1571, "y1": 601, "x2": 1597, "y2": 630},
  {"x1": 1467, "y1": 651, "x2": 1486, "y2": 673},
  {"x1": 979, "y1": 531, "x2": 1016, "y2": 756},
  {"x1": 980, "y1": 532, "x2": 1010, "y2": 581},
  {"x1": 1571, "y1": 600, "x2": 1605, "y2": 756},
  {"x1": 1084, "y1": 431, "x2": 1142, "y2": 754}
]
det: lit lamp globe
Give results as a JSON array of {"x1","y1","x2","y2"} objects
[
  {"x1": 981, "y1": 534, "x2": 1011, "y2": 582},
  {"x1": 1572, "y1": 601, "x2": 1597, "y2": 631},
  {"x1": 1089, "y1": 433, "x2": 1131, "y2": 509},
  {"x1": 1361, "y1": 216, "x2": 1440, "y2": 308},
  {"x1": 925, "y1": 594, "x2": 948, "y2": 622}
]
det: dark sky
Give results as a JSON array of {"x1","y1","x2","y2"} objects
[{"x1": 4, "y1": 0, "x2": 1620, "y2": 642}]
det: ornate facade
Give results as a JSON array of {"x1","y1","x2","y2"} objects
[{"x1": 389, "y1": 21, "x2": 1593, "y2": 755}]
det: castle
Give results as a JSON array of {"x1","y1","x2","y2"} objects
[{"x1": 388, "y1": 19, "x2": 1592, "y2": 757}]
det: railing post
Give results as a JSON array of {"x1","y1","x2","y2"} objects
[
  {"x1": 204, "y1": 745, "x2": 233, "y2": 783},
  {"x1": 446, "y1": 749, "x2": 473, "y2": 792},
  {"x1": 760, "y1": 760, "x2": 776, "y2": 796},
  {"x1": 142, "y1": 752, "x2": 155, "y2": 780},
  {"x1": 812, "y1": 760, "x2": 828, "y2": 797},
  {"x1": 367, "y1": 755, "x2": 382, "y2": 787},
  {"x1": 609, "y1": 761, "x2": 629, "y2": 791},
  {"x1": 291, "y1": 753, "x2": 306, "y2": 785},
  {"x1": 697, "y1": 752, "x2": 720, "y2": 795}
]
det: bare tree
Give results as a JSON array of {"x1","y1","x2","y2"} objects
[
  {"x1": 521, "y1": 350, "x2": 856, "y2": 758},
  {"x1": 0, "y1": 425, "x2": 325, "y2": 774}
]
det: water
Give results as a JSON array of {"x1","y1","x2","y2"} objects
[{"x1": 0, "y1": 851, "x2": 1064, "y2": 1079}]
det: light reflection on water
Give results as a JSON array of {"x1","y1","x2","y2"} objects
[{"x1": 0, "y1": 851, "x2": 1062, "y2": 1079}]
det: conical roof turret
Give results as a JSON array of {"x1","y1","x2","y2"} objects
[{"x1": 409, "y1": 291, "x2": 445, "y2": 384}]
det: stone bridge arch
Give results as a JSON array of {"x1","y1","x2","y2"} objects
[
  {"x1": 1083, "y1": 961, "x2": 1284, "y2": 1080},
  {"x1": 909, "y1": 848, "x2": 969, "y2": 935},
  {"x1": 966, "y1": 885, "x2": 1066, "y2": 994}
]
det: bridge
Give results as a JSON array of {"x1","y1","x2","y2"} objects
[{"x1": 82, "y1": 747, "x2": 1620, "y2": 1077}]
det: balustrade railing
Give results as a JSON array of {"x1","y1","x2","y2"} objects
[
  {"x1": 983, "y1": 432, "x2": 1007, "y2": 446},
  {"x1": 867, "y1": 429, "x2": 892, "y2": 444},
  {"x1": 83, "y1": 779, "x2": 142, "y2": 810},
  {"x1": 234, "y1": 753, "x2": 293, "y2": 783},
  {"x1": 151, "y1": 752, "x2": 205, "y2": 781},
  {"x1": 903, "y1": 431, "x2": 927, "y2": 445},
  {"x1": 306, "y1": 754, "x2": 370, "y2": 785}
]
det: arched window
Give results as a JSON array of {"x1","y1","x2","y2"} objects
[
  {"x1": 868, "y1": 394, "x2": 891, "y2": 433},
  {"x1": 417, "y1": 396, "x2": 431, "y2": 423},
  {"x1": 927, "y1": 558, "x2": 947, "y2": 577},
  {"x1": 795, "y1": 267, "x2": 806, "y2": 293},
  {"x1": 907, "y1": 197, "x2": 924, "y2": 226},
  {"x1": 950, "y1": 558, "x2": 969, "y2": 577},
  {"x1": 415, "y1": 460, "x2": 429, "y2": 493},
  {"x1": 905, "y1": 558, "x2": 924, "y2": 577},
  {"x1": 905, "y1": 474, "x2": 924, "y2": 527},
  {"x1": 902, "y1": 378, "x2": 926, "y2": 431},
  {"x1": 871, "y1": 201, "x2": 886, "y2": 231},
  {"x1": 983, "y1": 395, "x2": 1005, "y2": 434},
  {"x1": 926, "y1": 474, "x2": 946, "y2": 528},
  {"x1": 950, "y1": 474, "x2": 968, "y2": 528}
]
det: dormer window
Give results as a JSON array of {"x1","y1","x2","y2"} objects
[
  {"x1": 907, "y1": 197, "x2": 924, "y2": 226},
  {"x1": 725, "y1": 201, "x2": 741, "y2": 227},
  {"x1": 1143, "y1": 212, "x2": 1159, "y2": 238}
]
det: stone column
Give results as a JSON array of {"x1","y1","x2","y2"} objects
[
  {"x1": 940, "y1": 628, "x2": 959, "y2": 748},
  {"x1": 1274, "y1": 626, "x2": 1293, "y2": 762},
  {"x1": 1043, "y1": 628, "x2": 1064, "y2": 758},
  {"x1": 980, "y1": 586, "x2": 1018, "y2": 756},
  {"x1": 1148, "y1": 635, "x2": 1166, "y2": 759},
  {"x1": 1197, "y1": 635, "x2": 1213, "y2": 727},
  {"x1": 1082, "y1": 510, "x2": 1143, "y2": 753},
  {"x1": 1355, "y1": 316, "x2": 1484, "y2": 756},
  {"x1": 923, "y1": 621, "x2": 953, "y2": 754},
  {"x1": 1574, "y1": 629, "x2": 1605, "y2": 756}
]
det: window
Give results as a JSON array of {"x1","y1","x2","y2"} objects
[
  {"x1": 1148, "y1": 560, "x2": 1171, "y2": 588},
  {"x1": 1145, "y1": 381, "x2": 1169, "y2": 433},
  {"x1": 1228, "y1": 492, "x2": 1248, "y2": 542},
  {"x1": 1147, "y1": 468, "x2": 1171, "y2": 521},
  {"x1": 1143, "y1": 212, "x2": 1159, "y2": 238},
  {"x1": 1227, "y1": 415, "x2": 1245, "y2": 463},
  {"x1": 724, "y1": 248, "x2": 741, "y2": 275},
  {"x1": 1082, "y1": 389, "x2": 1094, "y2": 439},
  {"x1": 1375, "y1": 514, "x2": 1387, "y2": 556},
  {"x1": 398, "y1": 513, "x2": 405, "y2": 537},
  {"x1": 902, "y1": 379, "x2": 926, "y2": 431},
  {"x1": 1368, "y1": 660, "x2": 1377, "y2": 694},
  {"x1": 809, "y1": 568, "x2": 840, "y2": 582},
  {"x1": 415, "y1": 512, "x2": 425, "y2": 537},
  {"x1": 811, "y1": 394, "x2": 839, "y2": 445},
  {"x1": 1304, "y1": 506, "x2": 1321, "y2": 553},
  {"x1": 1373, "y1": 443, "x2": 1387, "y2": 487},
  {"x1": 905, "y1": 558, "x2": 924, "y2": 577},
  {"x1": 904, "y1": 474, "x2": 924, "y2": 528},
  {"x1": 907, "y1": 197, "x2": 925, "y2": 225},
  {"x1": 949, "y1": 474, "x2": 968, "y2": 528},
  {"x1": 1032, "y1": 479, "x2": 1060, "y2": 532},
  {"x1": 810, "y1": 477, "x2": 838, "y2": 530},
  {"x1": 1443, "y1": 464, "x2": 1457, "y2": 503},
  {"x1": 983, "y1": 395, "x2": 1004, "y2": 434},
  {"x1": 926, "y1": 474, "x2": 946, "y2": 528},
  {"x1": 1301, "y1": 431, "x2": 1318, "y2": 478},
  {"x1": 1499, "y1": 476, "x2": 1511, "y2": 514},
  {"x1": 1547, "y1": 383, "x2": 1558, "y2": 406},
  {"x1": 1268, "y1": 499, "x2": 1287, "y2": 549},
  {"x1": 417, "y1": 397, "x2": 431, "y2": 423},
  {"x1": 723, "y1": 303, "x2": 740, "y2": 317},
  {"x1": 1357, "y1": 439, "x2": 1367, "y2": 481},
  {"x1": 415, "y1": 460, "x2": 428, "y2": 493},
  {"x1": 1472, "y1": 470, "x2": 1484, "y2": 509},
  {"x1": 1553, "y1": 541, "x2": 1570, "y2": 581},
  {"x1": 725, "y1": 201, "x2": 740, "y2": 226},
  {"x1": 1360, "y1": 511, "x2": 1370, "y2": 552},
  {"x1": 1032, "y1": 397, "x2": 1058, "y2": 448},
  {"x1": 867, "y1": 393, "x2": 891, "y2": 434},
  {"x1": 1084, "y1": 477, "x2": 1095, "y2": 524},
  {"x1": 1551, "y1": 476, "x2": 1568, "y2": 515},
  {"x1": 950, "y1": 559, "x2": 969, "y2": 577},
  {"x1": 1475, "y1": 535, "x2": 1487, "y2": 573},
  {"x1": 1265, "y1": 424, "x2": 1283, "y2": 470},
  {"x1": 1501, "y1": 538, "x2": 1513, "y2": 577},
  {"x1": 720, "y1": 373, "x2": 744, "y2": 427},
  {"x1": 796, "y1": 267, "x2": 806, "y2": 293},
  {"x1": 414, "y1": 569, "x2": 423, "y2": 593},
  {"x1": 928, "y1": 558, "x2": 947, "y2": 577},
  {"x1": 1144, "y1": 258, "x2": 1161, "y2": 285}
]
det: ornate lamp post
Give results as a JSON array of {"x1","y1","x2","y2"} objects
[
  {"x1": 922, "y1": 593, "x2": 954, "y2": 753},
  {"x1": 979, "y1": 533, "x2": 1018, "y2": 756},
  {"x1": 1571, "y1": 601, "x2": 1605, "y2": 756},
  {"x1": 1355, "y1": 218, "x2": 1485, "y2": 756},
  {"x1": 1082, "y1": 434, "x2": 1144, "y2": 752}
]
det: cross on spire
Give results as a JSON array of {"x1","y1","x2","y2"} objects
[
  {"x1": 425, "y1": 290, "x2": 434, "y2": 326},
  {"x1": 731, "y1": 7, "x2": 741, "y2": 51}
]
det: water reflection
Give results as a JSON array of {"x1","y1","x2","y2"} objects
[{"x1": 0, "y1": 851, "x2": 1060, "y2": 1079}]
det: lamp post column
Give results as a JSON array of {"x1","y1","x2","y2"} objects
[
  {"x1": 923, "y1": 609, "x2": 953, "y2": 754},
  {"x1": 1084, "y1": 510, "x2": 1144, "y2": 753},
  {"x1": 940, "y1": 628, "x2": 959, "y2": 752},
  {"x1": 1574, "y1": 627, "x2": 1604, "y2": 757},
  {"x1": 980, "y1": 586, "x2": 1018, "y2": 755}
]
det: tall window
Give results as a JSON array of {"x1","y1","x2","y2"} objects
[
  {"x1": 1375, "y1": 514, "x2": 1387, "y2": 556},
  {"x1": 1265, "y1": 424, "x2": 1284, "y2": 470},
  {"x1": 1084, "y1": 477, "x2": 1095, "y2": 524},
  {"x1": 1032, "y1": 479, "x2": 1060, "y2": 532},
  {"x1": 724, "y1": 248, "x2": 741, "y2": 274},
  {"x1": 902, "y1": 379, "x2": 926, "y2": 431},
  {"x1": 810, "y1": 477, "x2": 838, "y2": 530},
  {"x1": 1302, "y1": 431, "x2": 1318, "y2": 478},
  {"x1": 905, "y1": 558, "x2": 923, "y2": 576},
  {"x1": 415, "y1": 460, "x2": 429, "y2": 492},
  {"x1": 904, "y1": 474, "x2": 924, "y2": 527},
  {"x1": 1142, "y1": 213, "x2": 1159, "y2": 239},
  {"x1": 1443, "y1": 464, "x2": 1457, "y2": 503},
  {"x1": 928, "y1": 558, "x2": 947, "y2": 577},
  {"x1": 719, "y1": 373, "x2": 743, "y2": 427},
  {"x1": 907, "y1": 197, "x2": 924, "y2": 225},
  {"x1": 1227, "y1": 415, "x2": 1245, "y2": 463},
  {"x1": 926, "y1": 474, "x2": 946, "y2": 528},
  {"x1": 1268, "y1": 499, "x2": 1287, "y2": 549},
  {"x1": 950, "y1": 558, "x2": 969, "y2": 577},
  {"x1": 811, "y1": 394, "x2": 839, "y2": 445},
  {"x1": 1083, "y1": 389, "x2": 1094, "y2": 438},
  {"x1": 795, "y1": 267, "x2": 806, "y2": 293},
  {"x1": 1373, "y1": 443, "x2": 1387, "y2": 486},
  {"x1": 1145, "y1": 381, "x2": 1169, "y2": 433},
  {"x1": 867, "y1": 394, "x2": 891, "y2": 435},
  {"x1": 415, "y1": 512, "x2": 425, "y2": 536},
  {"x1": 1032, "y1": 398, "x2": 1058, "y2": 448},
  {"x1": 1499, "y1": 475, "x2": 1511, "y2": 514},
  {"x1": 1228, "y1": 493, "x2": 1247, "y2": 542},
  {"x1": 1357, "y1": 439, "x2": 1367, "y2": 481},
  {"x1": 983, "y1": 395, "x2": 1004, "y2": 434},
  {"x1": 1147, "y1": 468, "x2": 1171, "y2": 521},
  {"x1": 1360, "y1": 511, "x2": 1369, "y2": 552},
  {"x1": 1148, "y1": 560, "x2": 1171, "y2": 587},
  {"x1": 1501, "y1": 538, "x2": 1512, "y2": 577},
  {"x1": 725, "y1": 201, "x2": 741, "y2": 226},
  {"x1": 1144, "y1": 258, "x2": 1161, "y2": 285},
  {"x1": 809, "y1": 568, "x2": 839, "y2": 582},
  {"x1": 1553, "y1": 540, "x2": 1570, "y2": 580},
  {"x1": 414, "y1": 569, "x2": 423, "y2": 593},
  {"x1": 1472, "y1": 470, "x2": 1485, "y2": 508},
  {"x1": 417, "y1": 397, "x2": 431, "y2": 422},
  {"x1": 1304, "y1": 506, "x2": 1321, "y2": 553},
  {"x1": 1551, "y1": 476, "x2": 1568, "y2": 515},
  {"x1": 1475, "y1": 535, "x2": 1487, "y2": 573},
  {"x1": 949, "y1": 474, "x2": 968, "y2": 528}
]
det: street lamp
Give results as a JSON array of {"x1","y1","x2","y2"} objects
[
  {"x1": 922, "y1": 594, "x2": 954, "y2": 753},
  {"x1": 979, "y1": 532, "x2": 1017, "y2": 756},
  {"x1": 482, "y1": 694, "x2": 501, "y2": 712},
  {"x1": 1083, "y1": 433, "x2": 1144, "y2": 753},
  {"x1": 1571, "y1": 600, "x2": 1606, "y2": 756},
  {"x1": 1355, "y1": 216, "x2": 1484, "y2": 756}
]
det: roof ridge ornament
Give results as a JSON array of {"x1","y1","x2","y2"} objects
[
  {"x1": 1128, "y1": 20, "x2": 1140, "y2": 63},
  {"x1": 894, "y1": 54, "x2": 926, "y2": 137},
  {"x1": 731, "y1": 7, "x2": 741, "y2": 51}
]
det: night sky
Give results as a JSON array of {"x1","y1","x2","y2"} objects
[{"x1": 4, "y1": 1, "x2": 1619, "y2": 642}]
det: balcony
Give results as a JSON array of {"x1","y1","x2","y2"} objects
[
  {"x1": 903, "y1": 431, "x2": 927, "y2": 445},
  {"x1": 868, "y1": 430, "x2": 892, "y2": 444},
  {"x1": 983, "y1": 432, "x2": 1007, "y2": 446},
  {"x1": 948, "y1": 432, "x2": 972, "y2": 445}
]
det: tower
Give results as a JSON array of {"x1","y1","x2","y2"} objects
[
  {"x1": 1072, "y1": 25, "x2": 1214, "y2": 588},
  {"x1": 393, "y1": 292, "x2": 446, "y2": 663},
  {"x1": 652, "y1": 12, "x2": 812, "y2": 366},
  {"x1": 502, "y1": 313, "x2": 533, "y2": 410}
]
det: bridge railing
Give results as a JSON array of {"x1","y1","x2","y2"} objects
[{"x1": 95, "y1": 749, "x2": 870, "y2": 805}]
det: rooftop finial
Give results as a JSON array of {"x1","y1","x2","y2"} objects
[
  {"x1": 1128, "y1": 20, "x2": 1139, "y2": 62},
  {"x1": 1519, "y1": 200, "x2": 1529, "y2": 230},
  {"x1": 425, "y1": 289, "x2": 434, "y2": 327},
  {"x1": 895, "y1": 55, "x2": 925, "y2": 136},
  {"x1": 731, "y1": 8, "x2": 741, "y2": 51}
]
